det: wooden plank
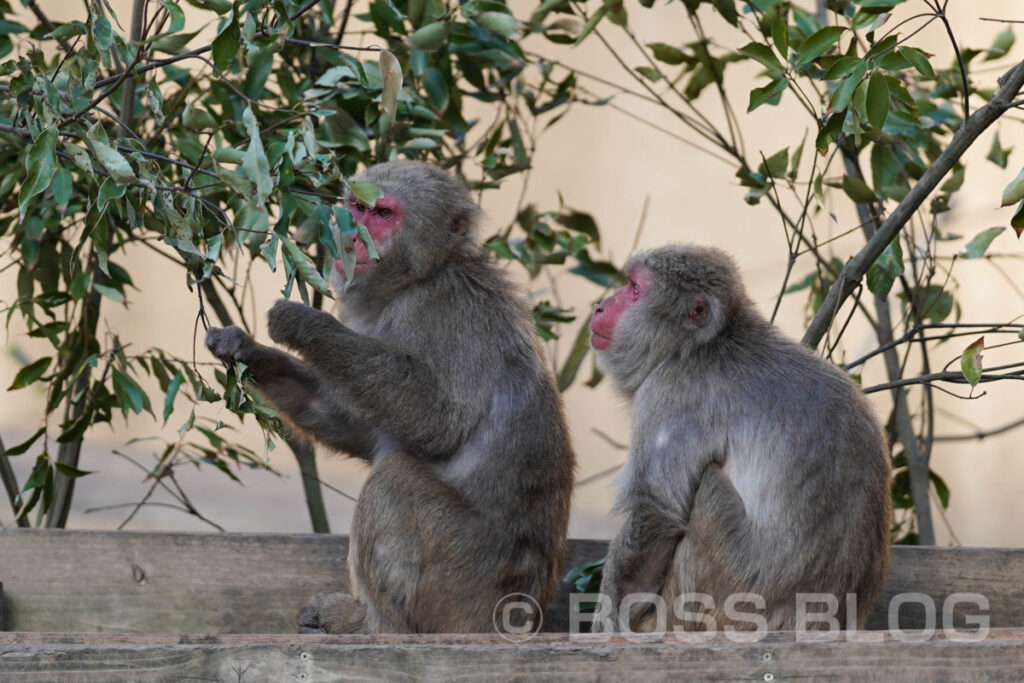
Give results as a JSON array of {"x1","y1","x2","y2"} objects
[
  {"x1": 2, "y1": 630, "x2": 1024, "y2": 681},
  {"x1": 866, "y1": 546, "x2": 1024, "y2": 630},
  {"x1": 0, "y1": 530, "x2": 350, "y2": 634},
  {"x1": 2, "y1": 530, "x2": 1024, "y2": 634}
]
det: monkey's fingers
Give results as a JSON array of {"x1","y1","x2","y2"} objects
[{"x1": 205, "y1": 326, "x2": 252, "y2": 364}]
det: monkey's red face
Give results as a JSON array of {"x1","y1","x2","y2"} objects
[
  {"x1": 339, "y1": 194, "x2": 404, "y2": 275},
  {"x1": 591, "y1": 267, "x2": 652, "y2": 350}
]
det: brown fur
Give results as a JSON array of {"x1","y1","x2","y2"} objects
[
  {"x1": 206, "y1": 162, "x2": 575, "y2": 633},
  {"x1": 593, "y1": 244, "x2": 891, "y2": 632}
]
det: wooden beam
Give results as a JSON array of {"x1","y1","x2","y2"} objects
[
  {"x1": 2, "y1": 630, "x2": 1024, "y2": 681},
  {"x1": 2, "y1": 530, "x2": 1024, "y2": 634}
]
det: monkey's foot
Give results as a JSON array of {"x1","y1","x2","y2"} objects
[{"x1": 297, "y1": 592, "x2": 368, "y2": 634}]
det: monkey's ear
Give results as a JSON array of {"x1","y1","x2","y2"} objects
[
  {"x1": 689, "y1": 297, "x2": 711, "y2": 327},
  {"x1": 452, "y1": 216, "x2": 469, "y2": 235}
]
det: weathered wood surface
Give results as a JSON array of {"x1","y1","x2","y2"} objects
[
  {"x1": 2, "y1": 630, "x2": 1024, "y2": 681},
  {"x1": 1, "y1": 530, "x2": 1023, "y2": 634}
]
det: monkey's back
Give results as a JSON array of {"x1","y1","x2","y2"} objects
[
  {"x1": 660, "y1": 315, "x2": 891, "y2": 629},
  {"x1": 347, "y1": 248, "x2": 575, "y2": 613}
]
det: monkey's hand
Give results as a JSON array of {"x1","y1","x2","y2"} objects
[
  {"x1": 205, "y1": 326, "x2": 259, "y2": 365},
  {"x1": 267, "y1": 299, "x2": 341, "y2": 350},
  {"x1": 296, "y1": 592, "x2": 368, "y2": 634}
]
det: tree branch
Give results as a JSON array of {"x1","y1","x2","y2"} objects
[
  {"x1": 0, "y1": 436, "x2": 29, "y2": 527},
  {"x1": 802, "y1": 60, "x2": 1024, "y2": 349}
]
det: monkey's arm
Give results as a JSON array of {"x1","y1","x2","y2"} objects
[
  {"x1": 598, "y1": 502, "x2": 682, "y2": 632},
  {"x1": 266, "y1": 300, "x2": 480, "y2": 458},
  {"x1": 206, "y1": 326, "x2": 377, "y2": 460}
]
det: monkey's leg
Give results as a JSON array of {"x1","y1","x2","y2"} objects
[
  {"x1": 597, "y1": 506, "x2": 682, "y2": 633},
  {"x1": 664, "y1": 465, "x2": 794, "y2": 631},
  {"x1": 206, "y1": 326, "x2": 376, "y2": 459},
  {"x1": 298, "y1": 451, "x2": 506, "y2": 634}
]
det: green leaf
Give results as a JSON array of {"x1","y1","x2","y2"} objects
[
  {"x1": 771, "y1": 12, "x2": 788, "y2": 58},
  {"x1": 378, "y1": 49, "x2": 403, "y2": 121},
  {"x1": 865, "y1": 237, "x2": 903, "y2": 298},
  {"x1": 2, "y1": 427, "x2": 45, "y2": 456},
  {"x1": 161, "y1": 1, "x2": 186, "y2": 33},
  {"x1": 635, "y1": 66, "x2": 660, "y2": 82},
  {"x1": 905, "y1": 285, "x2": 953, "y2": 324},
  {"x1": 93, "y1": 283, "x2": 125, "y2": 302},
  {"x1": 829, "y1": 61, "x2": 867, "y2": 113},
  {"x1": 52, "y1": 166, "x2": 72, "y2": 214},
  {"x1": 557, "y1": 317, "x2": 592, "y2": 391},
  {"x1": 62, "y1": 140, "x2": 93, "y2": 175},
  {"x1": 556, "y1": 210, "x2": 600, "y2": 240},
  {"x1": 211, "y1": 13, "x2": 239, "y2": 71},
  {"x1": 182, "y1": 102, "x2": 218, "y2": 130},
  {"x1": 45, "y1": 21, "x2": 87, "y2": 40},
  {"x1": 476, "y1": 12, "x2": 518, "y2": 38},
  {"x1": 241, "y1": 106, "x2": 272, "y2": 203},
  {"x1": 748, "y1": 77, "x2": 788, "y2": 111},
  {"x1": 760, "y1": 147, "x2": 788, "y2": 178},
  {"x1": 823, "y1": 56, "x2": 861, "y2": 80},
  {"x1": 1000, "y1": 165, "x2": 1024, "y2": 206},
  {"x1": 740, "y1": 42, "x2": 783, "y2": 75},
  {"x1": 282, "y1": 237, "x2": 329, "y2": 293},
  {"x1": 711, "y1": 0, "x2": 737, "y2": 26},
  {"x1": 92, "y1": 15, "x2": 113, "y2": 51},
  {"x1": 575, "y1": 4, "x2": 609, "y2": 45},
  {"x1": 865, "y1": 70, "x2": 889, "y2": 130},
  {"x1": 423, "y1": 67, "x2": 449, "y2": 111},
  {"x1": 19, "y1": 126, "x2": 58, "y2": 218},
  {"x1": 163, "y1": 370, "x2": 184, "y2": 423},
  {"x1": 647, "y1": 42, "x2": 685, "y2": 66},
  {"x1": 987, "y1": 133, "x2": 1011, "y2": 169},
  {"x1": 959, "y1": 227, "x2": 1005, "y2": 259},
  {"x1": 410, "y1": 22, "x2": 448, "y2": 51},
  {"x1": 356, "y1": 224, "x2": 380, "y2": 260},
  {"x1": 182, "y1": 0, "x2": 233, "y2": 13},
  {"x1": 349, "y1": 181, "x2": 382, "y2": 207},
  {"x1": 112, "y1": 367, "x2": 146, "y2": 415},
  {"x1": 1011, "y1": 201, "x2": 1024, "y2": 234},
  {"x1": 899, "y1": 47, "x2": 934, "y2": 80},
  {"x1": 86, "y1": 123, "x2": 136, "y2": 184},
  {"x1": 8, "y1": 357, "x2": 52, "y2": 390},
  {"x1": 151, "y1": 29, "x2": 199, "y2": 54},
  {"x1": 986, "y1": 27, "x2": 1014, "y2": 61},
  {"x1": 54, "y1": 462, "x2": 93, "y2": 478},
  {"x1": 795, "y1": 26, "x2": 844, "y2": 68},
  {"x1": 960, "y1": 337, "x2": 984, "y2": 387},
  {"x1": 841, "y1": 174, "x2": 876, "y2": 203}
]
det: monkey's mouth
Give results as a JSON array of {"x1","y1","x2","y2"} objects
[{"x1": 590, "y1": 330, "x2": 612, "y2": 350}]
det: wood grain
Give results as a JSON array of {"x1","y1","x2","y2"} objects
[
  {"x1": 2, "y1": 630, "x2": 1023, "y2": 681},
  {"x1": 2, "y1": 530, "x2": 1023, "y2": 634}
]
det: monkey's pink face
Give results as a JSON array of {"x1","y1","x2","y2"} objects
[
  {"x1": 338, "y1": 194, "x2": 404, "y2": 275},
  {"x1": 591, "y1": 267, "x2": 652, "y2": 351}
]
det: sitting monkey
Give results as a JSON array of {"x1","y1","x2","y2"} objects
[
  {"x1": 207, "y1": 162, "x2": 574, "y2": 633},
  {"x1": 590, "y1": 244, "x2": 891, "y2": 632}
]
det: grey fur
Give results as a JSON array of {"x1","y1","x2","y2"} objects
[
  {"x1": 593, "y1": 244, "x2": 891, "y2": 632},
  {"x1": 206, "y1": 161, "x2": 574, "y2": 633}
]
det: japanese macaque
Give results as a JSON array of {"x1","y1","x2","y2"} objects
[
  {"x1": 206, "y1": 161, "x2": 574, "y2": 633},
  {"x1": 590, "y1": 244, "x2": 890, "y2": 632}
]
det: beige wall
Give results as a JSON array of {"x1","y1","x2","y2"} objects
[{"x1": 2, "y1": 1, "x2": 1023, "y2": 545}]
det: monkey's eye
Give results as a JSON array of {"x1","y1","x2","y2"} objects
[
  {"x1": 374, "y1": 206, "x2": 393, "y2": 218},
  {"x1": 352, "y1": 201, "x2": 368, "y2": 213}
]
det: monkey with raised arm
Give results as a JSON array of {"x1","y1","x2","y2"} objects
[
  {"x1": 590, "y1": 244, "x2": 890, "y2": 632},
  {"x1": 206, "y1": 161, "x2": 574, "y2": 633}
]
